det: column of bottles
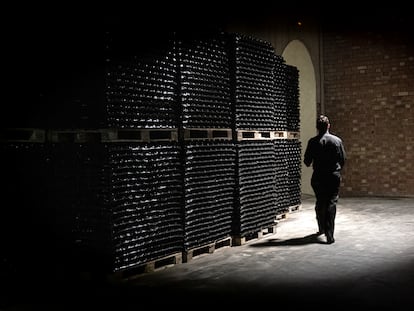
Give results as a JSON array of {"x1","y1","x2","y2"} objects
[
  {"x1": 231, "y1": 34, "x2": 276, "y2": 130},
  {"x1": 183, "y1": 141, "x2": 236, "y2": 249},
  {"x1": 178, "y1": 32, "x2": 232, "y2": 128},
  {"x1": 273, "y1": 55, "x2": 288, "y2": 131},
  {"x1": 105, "y1": 30, "x2": 180, "y2": 128},
  {"x1": 234, "y1": 141, "x2": 278, "y2": 236},
  {"x1": 285, "y1": 64, "x2": 300, "y2": 132}
]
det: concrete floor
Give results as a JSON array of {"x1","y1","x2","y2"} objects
[{"x1": 4, "y1": 196, "x2": 414, "y2": 310}]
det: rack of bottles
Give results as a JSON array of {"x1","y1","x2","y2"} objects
[
  {"x1": 273, "y1": 55, "x2": 288, "y2": 131},
  {"x1": 105, "y1": 30, "x2": 180, "y2": 129},
  {"x1": 229, "y1": 34, "x2": 276, "y2": 131},
  {"x1": 233, "y1": 141, "x2": 278, "y2": 237},
  {"x1": 285, "y1": 139, "x2": 302, "y2": 208},
  {"x1": 2, "y1": 29, "x2": 302, "y2": 278},
  {"x1": 273, "y1": 139, "x2": 291, "y2": 216},
  {"x1": 49, "y1": 141, "x2": 185, "y2": 275},
  {"x1": 178, "y1": 32, "x2": 232, "y2": 129},
  {"x1": 183, "y1": 141, "x2": 236, "y2": 250},
  {"x1": 39, "y1": 29, "x2": 181, "y2": 130},
  {"x1": 0, "y1": 142, "x2": 53, "y2": 281},
  {"x1": 285, "y1": 64, "x2": 300, "y2": 132}
]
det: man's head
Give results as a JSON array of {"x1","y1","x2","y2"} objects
[{"x1": 316, "y1": 115, "x2": 330, "y2": 132}]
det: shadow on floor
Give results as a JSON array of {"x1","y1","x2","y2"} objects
[{"x1": 250, "y1": 233, "x2": 327, "y2": 247}]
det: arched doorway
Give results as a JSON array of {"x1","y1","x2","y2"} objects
[{"x1": 282, "y1": 40, "x2": 316, "y2": 195}]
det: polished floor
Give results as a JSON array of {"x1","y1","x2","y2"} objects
[{"x1": 4, "y1": 196, "x2": 414, "y2": 310}]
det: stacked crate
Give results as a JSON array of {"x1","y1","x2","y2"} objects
[
  {"x1": 285, "y1": 64, "x2": 300, "y2": 133},
  {"x1": 182, "y1": 141, "x2": 236, "y2": 259},
  {"x1": 234, "y1": 140, "x2": 278, "y2": 242},
  {"x1": 40, "y1": 26, "x2": 107, "y2": 129},
  {"x1": 178, "y1": 32, "x2": 235, "y2": 260},
  {"x1": 230, "y1": 34, "x2": 276, "y2": 131},
  {"x1": 273, "y1": 59, "x2": 303, "y2": 216},
  {"x1": 285, "y1": 139, "x2": 302, "y2": 209},
  {"x1": 273, "y1": 139, "x2": 291, "y2": 216},
  {"x1": 273, "y1": 55, "x2": 288, "y2": 132},
  {"x1": 105, "y1": 30, "x2": 180, "y2": 129},
  {"x1": 51, "y1": 141, "x2": 184, "y2": 276},
  {"x1": 46, "y1": 28, "x2": 185, "y2": 277},
  {"x1": 229, "y1": 34, "x2": 279, "y2": 242},
  {"x1": 0, "y1": 131, "x2": 53, "y2": 281},
  {"x1": 4, "y1": 29, "x2": 303, "y2": 280},
  {"x1": 178, "y1": 32, "x2": 232, "y2": 129},
  {"x1": 107, "y1": 142, "x2": 184, "y2": 272},
  {"x1": 285, "y1": 65, "x2": 302, "y2": 209},
  {"x1": 51, "y1": 143, "x2": 111, "y2": 276}
]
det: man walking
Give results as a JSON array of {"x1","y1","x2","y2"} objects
[{"x1": 304, "y1": 115, "x2": 346, "y2": 244}]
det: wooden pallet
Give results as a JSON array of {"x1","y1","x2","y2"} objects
[
  {"x1": 183, "y1": 237, "x2": 232, "y2": 262},
  {"x1": 232, "y1": 225, "x2": 277, "y2": 246},
  {"x1": 289, "y1": 204, "x2": 302, "y2": 213},
  {"x1": 102, "y1": 128, "x2": 179, "y2": 142},
  {"x1": 236, "y1": 130, "x2": 288, "y2": 141},
  {"x1": 47, "y1": 128, "x2": 179, "y2": 143},
  {"x1": 1, "y1": 128, "x2": 46, "y2": 143},
  {"x1": 182, "y1": 128, "x2": 232, "y2": 141},
  {"x1": 271, "y1": 131, "x2": 288, "y2": 139},
  {"x1": 287, "y1": 131, "x2": 300, "y2": 139},
  {"x1": 276, "y1": 212, "x2": 288, "y2": 221},
  {"x1": 48, "y1": 130, "x2": 102, "y2": 143},
  {"x1": 236, "y1": 130, "x2": 273, "y2": 141},
  {"x1": 108, "y1": 252, "x2": 183, "y2": 282}
]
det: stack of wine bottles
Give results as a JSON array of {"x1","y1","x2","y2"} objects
[
  {"x1": 285, "y1": 64, "x2": 300, "y2": 132},
  {"x1": 273, "y1": 140, "x2": 291, "y2": 215},
  {"x1": 5, "y1": 29, "x2": 302, "y2": 278},
  {"x1": 178, "y1": 32, "x2": 232, "y2": 129},
  {"x1": 39, "y1": 26, "x2": 103, "y2": 129},
  {"x1": 230, "y1": 33, "x2": 277, "y2": 130},
  {"x1": 108, "y1": 142, "x2": 184, "y2": 271},
  {"x1": 234, "y1": 141, "x2": 278, "y2": 236},
  {"x1": 285, "y1": 139, "x2": 302, "y2": 208},
  {"x1": 273, "y1": 55, "x2": 288, "y2": 131},
  {"x1": 0, "y1": 143, "x2": 53, "y2": 280},
  {"x1": 51, "y1": 142, "x2": 184, "y2": 274},
  {"x1": 183, "y1": 141, "x2": 236, "y2": 249},
  {"x1": 51, "y1": 143, "x2": 111, "y2": 274},
  {"x1": 105, "y1": 31, "x2": 180, "y2": 129},
  {"x1": 40, "y1": 28, "x2": 180, "y2": 130}
]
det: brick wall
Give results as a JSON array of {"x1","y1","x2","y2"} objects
[{"x1": 323, "y1": 29, "x2": 414, "y2": 197}]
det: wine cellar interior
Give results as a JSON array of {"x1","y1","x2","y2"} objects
[
  {"x1": 4, "y1": 29, "x2": 303, "y2": 280},
  {"x1": 2, "y1": 5, "x2": 413, "y2": 310}
]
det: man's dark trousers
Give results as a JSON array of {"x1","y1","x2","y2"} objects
[{"x1": 311, "y1": 171, "x2": 341, "y2": 241}]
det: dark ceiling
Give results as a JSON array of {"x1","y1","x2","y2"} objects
[{"x1": 37, "y1": 2, "x2": 410, "y2": 34}]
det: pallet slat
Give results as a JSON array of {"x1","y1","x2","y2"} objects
[
  {"x1": 236, "y1": 130, "x2": 273, "y2": 141},
  {"x1": 48, "y1": 130, "x2": 102, "y2": 143},
  {"x1": 108, "y1": 252, "x2": 183, "y2": 282},
  {"x1": 287, "y1": 131, "x2": 300, "y2": 139},
  {"x1": 102, "y1": 128, "x2": 179, "y2": 142},
  {"x1": 182, "y1": 128, "x2": 232, "y2": 141},
  {"x1": 47, "y1": 128, "x2": 179, "y2": 143},
  {"x1": 1, "y1": 128, "x2": 46, "y2": 143},
  {"x1": 232, "y1": 225, "x2": 277, "y2": 246},
  {"x1": 289, "y1": 204, "x2": 302, "y2": 213},
  {"x1": 183, "y1": 237, "x2": 232, "y2": 262}
]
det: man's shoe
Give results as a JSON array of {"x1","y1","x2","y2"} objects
[{"x1": 326, "y1": 237, "x2": 335, "y2": 244}]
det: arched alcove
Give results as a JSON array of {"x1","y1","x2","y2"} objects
[{"x1": 282, "y1": 40, "x2": 316, "y2": 195}]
